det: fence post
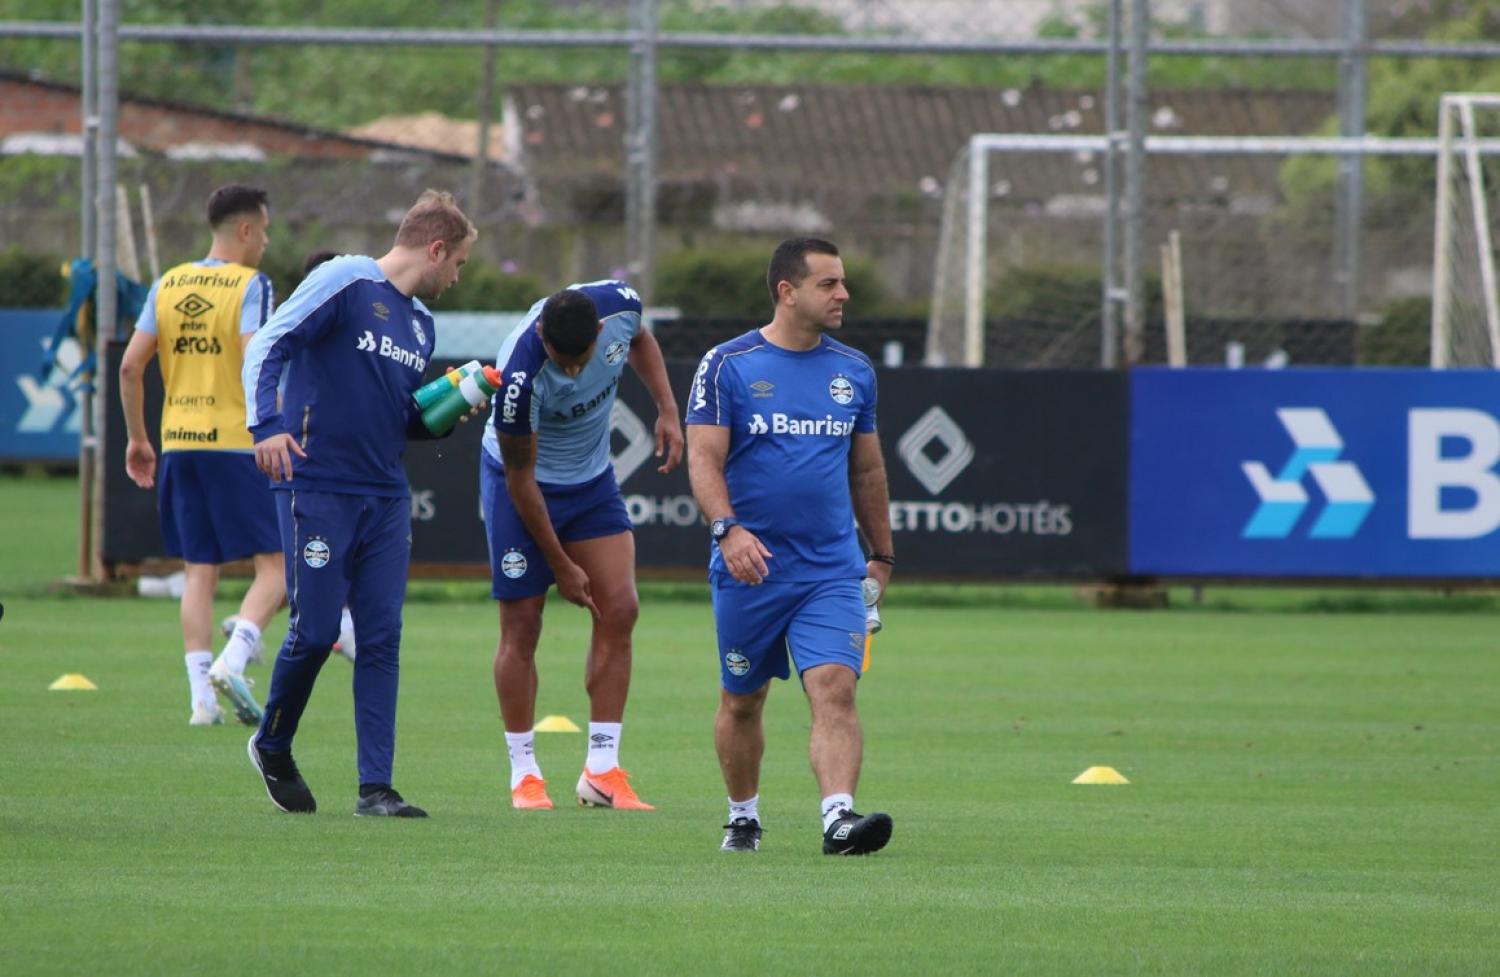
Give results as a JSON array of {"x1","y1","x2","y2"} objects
[
  {"x1": 80, "y1": 0, "x2": 119, "y2": 584},
  {"x1": 471, "y1": 0, "x2": 500, "y2": 217},
  {"x1": 1123, "y1": 0, "x2": 1149, "y2": 365},
  {"x1": 626, "y1": 0, "x2": 658, "y2": 302},
  {"x1": 1101, "y1": 0, "x2": 1124, "y2": 368},
  {"x1": 1335, "y1": 0, "x2": 1367, "y2": 320}
]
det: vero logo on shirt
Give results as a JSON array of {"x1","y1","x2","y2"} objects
[{"x1": 354, "y1": 329, "x2": 426, "y2": 371}]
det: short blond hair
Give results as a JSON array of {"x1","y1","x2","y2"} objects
[{"x1": 394, "y1": 189, "x2": 477, "y2": 249}]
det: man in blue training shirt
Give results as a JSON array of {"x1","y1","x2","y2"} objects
[
  {"x1": 686, "y1": 238, "x2": 896, "y2": 855},
  {"x1": 241, "y1": 190, "x2": 476, "y2": 818},
  {"x1": 482, "y1": 281, "x2": 682, "y2": 811}
]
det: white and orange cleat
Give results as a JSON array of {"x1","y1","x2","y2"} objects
[
  {"x1": 576, "y1": 767, "x2": 655, "y2": 811},
  {"x1": 511, "y1": 774, "x2": 554, "y2": 810}
]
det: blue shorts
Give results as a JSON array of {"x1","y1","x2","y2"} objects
[
  {"x1": 157, "y1": 450, "x2": 279, "y2": 563},
  {"x1": 479, "y1": 452, "x2": 633, "y2": 600},
  {"x1": 710, "y1": 576, "x2": 867, "y2": 694}
]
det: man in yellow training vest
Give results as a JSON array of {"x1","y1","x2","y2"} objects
[{"x1": 119, "y1": 184, "x2": 285, "y2": 727}]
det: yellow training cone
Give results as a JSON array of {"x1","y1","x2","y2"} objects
[
  {"x1": 49, "y1": 673, "x2": 98, "y2": 691},
  {"x1": 1072, "y1": 765, "x2": 1129, "y2": 785},
  {"x1": 533, "y1": 714, "x2": 580, "y2": 733}
]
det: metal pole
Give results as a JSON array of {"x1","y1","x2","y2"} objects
[
  {"x1": 74, "y1": 0, "x2": 99, "y2": 583},
  {"x1": 1123, "y1": 0, "x2": 1149, "y2": 365},
  {"x1": 89, "y1": 0, "x2": 119, "y2": 583},
  {"x1": 1100, "y1": 0, "x2": 1123, "y2": 368},
  {"x1": 625, "y1": 0, "x2": 658, "y2": 302},
  {"x1": 963, "y1": 144, "x2": 989, "y2": 367},
  {"x1": 471, "y1": 0, "x2": 499, "y2": 217},
  {"x1": 80, "y1": 0, "x2": 97, "y2": 261},
  {"x1": 1335, "y1": 0, "x2": 1367, "y2": 320},
  {"x1": 1431, "y1": 97, "x2": 1454, "y2": 368}
]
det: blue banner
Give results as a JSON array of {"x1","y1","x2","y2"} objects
[
  {"x1": 1130, "y1": 367, "x2": 1500, "y2": 578},
  {"x1": 0, "y1": 309, "x2": 81, "y2": 462}
]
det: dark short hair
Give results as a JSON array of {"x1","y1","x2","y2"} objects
[
  {"x1": 767, "y1": 237, "x2": 840, "y2": 305},
  {"x1": 540, "y1": 288, "x2": 600, "y2": 357},
  {"x1": 303, "y1": 250, "x2": 339, "y2": 275},
  {"x1": 206, "y1": 184, "x2": 268, "y2": 229}
]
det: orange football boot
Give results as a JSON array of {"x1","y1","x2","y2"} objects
[
  {"x1": 576, "y1": 767, "x2": 655, "y2": 811},
  {"x1": 511, "y1": 774, "x2": 554, "y2": 810}
]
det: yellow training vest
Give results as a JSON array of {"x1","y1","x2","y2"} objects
[{"x1": 153, "y1": 261, "x2": 258, "y2": 452}]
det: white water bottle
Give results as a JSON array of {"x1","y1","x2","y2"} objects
[{"x1": 861, "y1": 576, "x2": 883, "y2": 635}]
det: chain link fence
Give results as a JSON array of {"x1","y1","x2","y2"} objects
[{"x1": 2, "y1": 0, "x2": 1498, "y2": 369}]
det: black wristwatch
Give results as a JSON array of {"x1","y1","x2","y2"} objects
[{"x1": 710, "y1": 517, "x2": 740, "y2": 544}]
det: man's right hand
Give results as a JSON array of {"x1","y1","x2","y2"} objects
[
  {"x1": 255, "y1": 432, "x2": 307, "y2": 483},
  {"x1": 720, "y1": 526, "x2": 773, "y2": 585},
  {"x1": 555, "y1": 560, "x2": 600, "y2": 618},
  {"x1": 124, "y1": 437, "x2": 156, "y2": 489}
]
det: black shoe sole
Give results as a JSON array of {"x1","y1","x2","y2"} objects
[
  {"x1": 824, "y1": 812, "x2": 893, "y2": 855},
  {"x1": 247, "y1": 735, "x2": 316, "y2": 814}
]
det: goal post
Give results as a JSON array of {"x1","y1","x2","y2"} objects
[
  {"x1": 930, "y1": 131, "x2": 1500, "y2": 369},
  {"x1": 1431, "y1": 93, "x2": 1500, "y2": 369}
]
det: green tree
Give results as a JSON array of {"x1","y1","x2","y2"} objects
[{"x1": 1277, "y1": 1, "x2": 1500, "y2": 222}]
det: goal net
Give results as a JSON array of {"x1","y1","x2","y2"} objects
[
  {"x1": 1432, "y1": 93, "x2": 1500, "y2": 368},
  {"x1": 930, "y1": 130, "x2": 1500, "y2": 370}
]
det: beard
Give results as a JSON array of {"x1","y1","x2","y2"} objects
[{"x1": 414, "y1": 273, "x2": 448, "y2": 302}]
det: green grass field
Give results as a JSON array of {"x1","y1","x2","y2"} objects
[{"x1": 2, "y1": 474, "x2": 1497, "y2": 975}]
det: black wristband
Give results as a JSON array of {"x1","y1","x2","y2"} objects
[{"x1": 868, "y1": 553, "x2": 896, "y2": 566}]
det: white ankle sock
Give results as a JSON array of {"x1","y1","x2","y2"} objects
[
  {"x1": 585, "y1": 722, "x2": 623, "y2": 774},
  {"x1": 729, "y1": 794, "x2": 760, "y2": 824},
  {"x1": 184, "y1": 651, "x2": 214, "y2": 709},
  {"x1": 821, "y1": 793, "x2": 854, "y2": 831},
  {"x1": 506, "y1": 730, "x2": 541, "y2": 789},
  {"x1": 219, "y1": 620, "x2": 261, "y2": 674}
]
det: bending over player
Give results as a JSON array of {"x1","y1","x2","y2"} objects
[{"x1": 481, "y1": 281, "x2": 682, "y2": 810}]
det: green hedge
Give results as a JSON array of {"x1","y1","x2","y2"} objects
[
  {"x1": 0, "y1": 248, "x2": 67, "y2": 308},
  {"x1": 655, "y1": 245, "x2": 892, "y2": 318},
  {"x1": 1360, "y1": 296, "x2": 1430, "y2": 366}
]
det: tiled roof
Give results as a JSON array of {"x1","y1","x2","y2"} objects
[{"x1": 500, "y1": 82, "x2": 1335, "y2": 199}]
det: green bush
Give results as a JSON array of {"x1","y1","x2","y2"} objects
[
  {"x1": 991, "y1": 264, "x2": 1161, "y2": 323},
  {"x1": 0, "y1": 248, "x2": 67, "y2": 308},
  {"x1": 656, "y1": 245, "x2": 892, "y2": 319},
  {"x1": 438, "y1": 263, "x2": 547, "y2": 312},
  {"x1": 1360, "y1": 295, "x2": 1430, "y2": 366}
]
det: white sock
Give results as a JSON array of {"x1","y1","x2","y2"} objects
[
  {"x1": 184, "y1": 651, "x2": 214, "y2": 709},
  {"x1": 585, "y1": 722, "x2": 622, "y2": 774},
  {"x1": 729, "y1": 794, "x2": 760, "y2": 824},
  {"x1": 338, "y1": 607, "x2": 356, "y2": 652},
  {"x1": 821, "y1": 792, "x2": 854, "y2": 831},
  {"x1": 506, "y1": 731, "x2": 542, "y2": 790},
  {"x1": 219, "y1": 620, "x2": 261, "y2": 674}
]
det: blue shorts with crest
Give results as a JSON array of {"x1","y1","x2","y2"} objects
[
  {"x1": 479, "y1": 451, "x2": 632, "y2": 600},
  {"x1": 709, "y1": 575, "x2": 866, "y2": 694}
]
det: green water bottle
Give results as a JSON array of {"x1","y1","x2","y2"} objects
[
  {"x1": 419, "y1": 364, "x2": 501, "y2": 436},
  {"x1": 412, "y1": 359, "x2": 482, "y2": 412}
]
